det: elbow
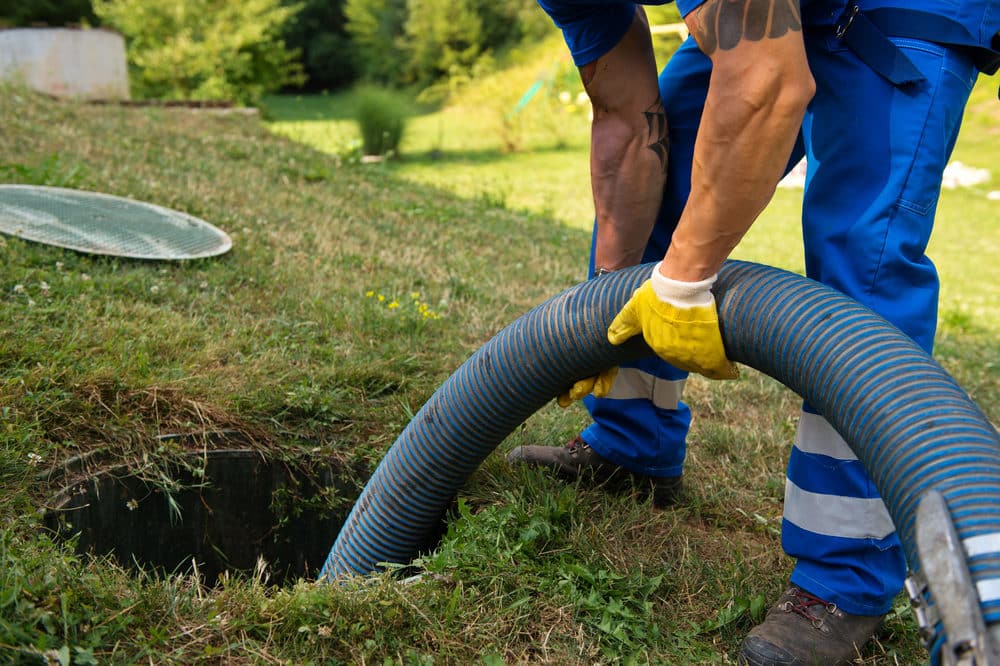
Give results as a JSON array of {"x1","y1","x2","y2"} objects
[
  {"x1": 590, "y1": 112, "x2": 649, "y2": 178},
  {"x1": 757, "y1": 66, "x2": 815, "y2": 123},
  {"x1": 718, "y1": 55, "x2": 815, "y2": 124},
  {"x1": 779, "y1": 70, "x2": 815, "y2": 119}
]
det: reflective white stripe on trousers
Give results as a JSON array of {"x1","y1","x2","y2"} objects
[
  {"x1": 783, "y1": 411, "x2": 895, "y2": 540},
  {"x1": 605, "y1": 366, "x2": 685, "y2": 410}
]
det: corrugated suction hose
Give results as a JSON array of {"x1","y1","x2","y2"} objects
[{"x1": 319, "y1": 260, "x2": 1000, "y2": 633}]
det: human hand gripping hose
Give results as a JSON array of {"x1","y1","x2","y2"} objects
[
  {"x1": 606, "y1": 262, "x2": 739, "y2": 380},
  {"x1": 556, "y1": 366, "x2": 618, "y2": 407},
  {"x1": 557, "y1": 262, "x2": 738, "y2": 405}
]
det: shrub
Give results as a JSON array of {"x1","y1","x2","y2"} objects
[
  {"x1": 92, "y1": 0, "x2": 305, "y2": 105},
  {"x1": 355, "y1": 86, "x2": 410, "y2": 157},
  {"x1": 0, "y1": 0, "x2": 97, "y2": 27}
]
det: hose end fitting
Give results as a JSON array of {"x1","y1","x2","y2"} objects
[{"x1": 909, "y1": 490, "x2": 1000, "y2": 665}]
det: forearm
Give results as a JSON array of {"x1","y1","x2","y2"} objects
[
  {"x1": 663, "y1": 1, "x2": 814, "y2": 282},
  {"x1": 591, "y1": 97, "x2": 666, "y2": 271},
  {"x1": 583, "y1": 7, "x2": 666, "y2": 273},
  {"x1": 664, "y1": 65, "x2": 809, "y2": 280}
]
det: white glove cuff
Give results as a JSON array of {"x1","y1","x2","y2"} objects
[{"x1": 649, "y1": 262, "x2": 716, "y2": 308}]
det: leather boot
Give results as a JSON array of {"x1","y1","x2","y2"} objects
[
  {"x1": 739, "y1": 586, "x2": 885, "y2": 665},
  {"x1": 506, "y1": 435, "x2": 682, "y2": 508}
]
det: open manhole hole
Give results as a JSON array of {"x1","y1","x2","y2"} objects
[{"x1": 42, "y1": 449, "x2": 368, "y2": 586}]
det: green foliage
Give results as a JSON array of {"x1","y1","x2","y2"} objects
[
  {"x1": 280, "y1": 0, "x2": 356, "y2": 92},
  {"x1": 0, "y1": 530, "x2": 128, "y2": 665},
  {"x1": 644, "y1": 3, "x2": 683, "y2": 25},
  {"x1": 557, "y1": 563, "x2": 665, "y2": 656},
  {"x1": 428, "y1": 53, "x2": 584, "y2": 153},
  {"x1": 686, "y1": 594, "x2": 769, "y2": 635},
  {"x1": 355, "y1": 85, "x2": 410, "y2": 156},
  {"x1": 0, "y1": 153, "x2": 87, "y2": 188},
  {"x1": 0, "y1": 0, "x2": 96, "y2": 27},
  {"x1": 343, "y1": 0, "x2": 408, "y2": 84},
  {"x1": 417, "y1": 492, "x2": 667, "y2": 658},
  {"x1": 467, "y1": 0, "x2": 552, "y2": 54},
  {"x1": 92, "y1": 0, "x2": 306, "y2": 104},
  {"x1": 404, "y1": 0, "x2": 483, "y2": 87},
  {"x1": 301, "y1": 32, "x2": 354, "y2": 92},
  {"x1": 344, "y1": 0, "x2": 554, "y2": 89}
]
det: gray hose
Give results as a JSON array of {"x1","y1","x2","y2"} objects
[{"x1": 319, "y1": 260, "x2": 1000, "y2": 634}]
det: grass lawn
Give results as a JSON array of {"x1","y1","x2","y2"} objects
[
  {"x1": 0, "y1": 65, "x2": 996, "y2": 664},
  {"x1": 264, "y1": 72, "x2": 1000, "y2": 327}
]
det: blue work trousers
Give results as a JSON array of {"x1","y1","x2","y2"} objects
[{"x1": 582, "y1": 33, "x2": 979, "y2": 614}]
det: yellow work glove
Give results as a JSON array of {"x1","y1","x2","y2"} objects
[
  {"x1": 557, "y1": 367, "x2": 618, "y2": 408},
  {"x1": 607, "y1": 263, "x2": 739, "y2": 380}
]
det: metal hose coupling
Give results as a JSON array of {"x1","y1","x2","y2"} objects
[{"x1": 907, "y1": 490, "x2": 1000, "y2": 665}]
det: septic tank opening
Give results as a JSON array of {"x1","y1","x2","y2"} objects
[{"x1": 42, "y1": 449, "x2": 369, "y2": 586}]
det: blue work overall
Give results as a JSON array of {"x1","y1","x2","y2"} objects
[{"x1": 538, "y1": 0, "x2": 996, "y2": 616}]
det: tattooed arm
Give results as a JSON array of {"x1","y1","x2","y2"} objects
[
  {"x1": 583, "y1": 7, "x2": 667, "y2": 273},
  {"x1": 661, "y1": 0, "x2": 814, "y2": 282}
]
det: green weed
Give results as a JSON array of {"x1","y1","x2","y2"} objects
[{"x1": 0, "y1": 153, "x2": 87, "y2": 188}]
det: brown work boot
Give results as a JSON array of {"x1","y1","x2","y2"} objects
[
  {"x1": 739, "y1": 586, "x2": 885, "y2": 665},
  {"x1": 505, "y1": 436, "x2": 681, "y2": 508}
]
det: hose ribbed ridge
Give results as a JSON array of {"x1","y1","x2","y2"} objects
[{"x1": 320, "y1": 261, "x2": 1000, "y2": 629}]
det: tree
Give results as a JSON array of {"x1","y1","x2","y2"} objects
[
  {"x1": 468, "y1": 0, "x2": 551, "y2": 54},
  {"x1": 0, "y1": 0, "x2": 97, "y2": 27},
  {"x1": 342, "y1": 0, "x2": 407, "y2": 84},
  {"x1": 93, "y1": 0, "x2": 305, "y2": 104},
  {"x1": 341, "y1": 0, "x2": 558, "y2": 91},
  {"x1": 403, "y1": 0, "x2": 482, "y2": 86},
  {"x1": 281, "y1": 0, "x2": 356, "y2": 92}
]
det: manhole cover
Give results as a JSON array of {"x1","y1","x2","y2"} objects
[{"x1": 0, "y1": 185, "x2": 231, "y2": 260}]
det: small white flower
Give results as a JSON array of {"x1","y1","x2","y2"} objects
[
  {"x1": 55, "y1": 262, "x2": 64, "y2": 270},
  {"x1": 126, "y1": 499, "x2": 139, "y2": 511},
  {"x1": 150, "y1": 285, "x2": 160, "y2": 294},
  {"x1": 39, "y1": 281, "x2": 50, "y2": 293},
  {"x1": 26, "y1": 452, "x2": 43, "y2": 465},
  {"x1": 13, "y1": 284, "x2": 24, "y2": 294},
  {"x1": 199, "y1": 281, "x2": 209, "y2": 289},
  {"x1": 80, "y1": 273, "x2": 91, "y2": 281}
]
